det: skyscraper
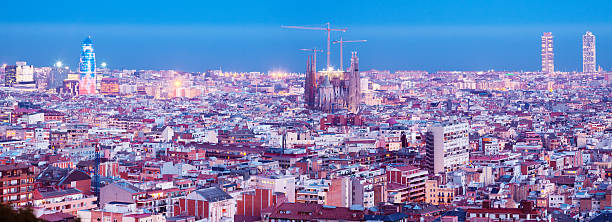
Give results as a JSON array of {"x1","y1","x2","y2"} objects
[
  {"x1": 79, "y1": 36, "x2": 97, "y2": 95},
  {"x1": 4, "y1": 61, "x2": 34, "y2": 87},
  {"x1": 541, "y1": 32, "x2": 554, "y2": 73},
  {"x1": 583, "y1": 31, "x2": 596, "y2": 73},
  {"x1": 48, "y1": 66, "x2": 69, "y2": 90},
  {"x1": 425, "y1": 121, "x2": 470, "y2": 174}
]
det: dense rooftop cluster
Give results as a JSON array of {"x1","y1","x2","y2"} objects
[{"x1": 0, "y1": 67, "x2": 612, "y2": 222}]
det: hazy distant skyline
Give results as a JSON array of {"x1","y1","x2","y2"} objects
[{"x1": 1, "y1": 0, "x2": 612, "y2": 72}]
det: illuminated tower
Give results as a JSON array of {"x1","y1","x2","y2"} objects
[
  {"x1": 347, "y1": 52, "x2": 361, "y2": 113},
  {"x1": 304, "y1": 56, "x2": 317, "y2": 109},
  {"x1": 541, "y1": 32, "x2": 554, "y2": 73},
  {"x1": 79, "y1": 36, "x2": 96, "y2": 95},
  {"x1": 583, "y1": 31, "x2": 596, "y2": 73}
]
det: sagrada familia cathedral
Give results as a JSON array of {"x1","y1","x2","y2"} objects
[{"x1": 304, "y1": 52, "x2": 361, "y2": 113}]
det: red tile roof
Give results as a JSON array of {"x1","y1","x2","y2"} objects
[{"x1": 269, "y1": 202, "x2": 365, "y2": 221}]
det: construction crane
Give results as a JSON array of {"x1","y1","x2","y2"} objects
[
  {"x1": 299, "y1": 48, "x2": 323, "y2": 72},
  {"x1": 333, "y1": 37, "x2": 367, "y2": 71},
  {"x1": 282, "y1": 22, "x2": 347, "y2": 69}
]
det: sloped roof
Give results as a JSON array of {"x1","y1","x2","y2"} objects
[
  {"x1": 37, "y1": 167, "x2": 90, "y2": 186},
  {"x1": 194, "y1": 187, "x2": 232, "y2": 202},
  {"x1": 37, "y1": 188, "x2": 82, "y2": 199}
]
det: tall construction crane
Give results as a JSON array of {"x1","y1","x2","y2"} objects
[
  {"x1": 282, "y1": 22, "x2": 347, "y2": 69},
  {"x1": 333, "y1": 37, "x2": 367, "y2": 71},
  {"x1": 299, "y1": 48, "x2": 323, "y2": 72}
]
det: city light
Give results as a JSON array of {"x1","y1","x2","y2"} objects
[{"x1": 2, "y1": 3, "x2": 610, "y2": 221}]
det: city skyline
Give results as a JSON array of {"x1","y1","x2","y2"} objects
[
  {"x1": 2, "y1": 1, "x2": 612, "y2": 221},
  {"x1": 1, "y1": 25, "x2": 608, "y2": 73}
]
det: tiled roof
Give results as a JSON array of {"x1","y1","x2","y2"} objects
[
  {"x1": 194, "y1": 187, "x2": 232, "y2": 202},
  {"x1": 269, "y1": 202, "x2": 365, "y2": 221},
  {"x1": 37, "y1": 188, "x2": 82, "y2": 199}
]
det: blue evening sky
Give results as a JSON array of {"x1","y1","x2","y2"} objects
[{"x1": 1, "y1": 0, "x2": 611, "y2": 72}]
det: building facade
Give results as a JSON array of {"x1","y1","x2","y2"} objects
[
  {"x1": 305, "y1": 52, "x2": 361, "y2": 113},
  {"x1": 79, "y1": 36, "x2": 97, "y2": 95},
  {"x1": 386, "y1": 165, "x2": 427, "y2": 203},
  {"x1": 583, "y1": 31, "x2": 596, "y2": 73},
  {"x1": 0, "y1": 164, "x2": 35, "y2": 206},
  {"x1": 425, "y1": 121, "x2": 470, "y2": 174},
  {"x1": 4, "y1": 65, "x2": 16, "y2": 87},
  {"x1": 541, "y1": 32, "x2": 554, "y2": 73}
]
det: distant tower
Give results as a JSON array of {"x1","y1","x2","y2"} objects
[
  {"x1": 4, "y1": 65, "x2": 16, "y2": 87},
  {"x1": 304, "y1": 56, "x2": 317, "y2": 109},
  {"x1": 317, "y1": 76, "x2": 334, "y2": 112},
  {"x1": 583, "y1": 31, "x2": 596, "y2": 73},
  {"x1": 347, "y1": 52, "x2": 361, "y2": 113},
  {"x1": 79, "y1": 36, "x2": 97, "y2": 95},
  {"x1": 541, "y1": 32, "x2": 554, "y2": 73}
]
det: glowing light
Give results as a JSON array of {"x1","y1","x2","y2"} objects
[
  {"x1": 101, "y1": 62, "x2": 107, "y2": 68},
  {"x1": 55, "y1": 61, "x2": 63, "y2": 67},
  {"x1": 174, "y1": 80, "x2": 182, "y2": 87}
]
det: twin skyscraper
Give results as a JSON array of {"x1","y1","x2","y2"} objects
[{"x1": 541, "y1": 31, "x2": 597, "y2": 73}]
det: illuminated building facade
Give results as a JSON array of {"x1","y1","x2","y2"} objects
[
  {"x1": 541, "y1": 32, "x2": 554, "y2": 73},
  {"x1": 79, "y1": 36, "x2": 96, "y2": 95},
  {"x1": 583, "y1": 31, "x2": 596, "y2": 73},
  {"x1": 4, "y1": 65, "x2": 16, "y2": 87},
  {"x1": 4, "y1": 62, "x2": 34, "y2": 87},
  {"x1": 64, "y1": 79, "x2": 80, "y2": 96},
  {"x1": 305, "y1": 52, "x2": 361, "y2": 113},
  {"x1": 100, "y1": 78, "x2": 120, "y2": 95}
]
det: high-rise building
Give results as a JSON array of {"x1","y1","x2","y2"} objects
[
  {"x1": 48, "y1": 66, "x2": 69, "y2": 90},
  {"x1": 425, "y1": 121, "x2": 470, "y2": 174},
  {"x1": 4, "y1": 65, "x2": 16, "y2": 87},
  {"x1": 541, "y1": 32, "x2": 554, "y2": 73},
  {"x1": 4, "y1": 62, "x2": 34, "y2": 87},
  {"x1": 583, "y1": 31, "x2": 596, "y2": 73},
  {"x1": 15, "y1": 61, "x2": 34, "y2": 85},
  {"x1": 79, "y1": 36, "x2": 96, "y2": 95}
]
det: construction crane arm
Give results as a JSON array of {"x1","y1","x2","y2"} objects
[
  {"x1": 281, "y1": 25, "x2": 347, "y2": 32},
  {"x1": 333, "y1": 40, "x2": 367, "y2": 44},
  {"x1": 299, "y1": 49, "x2": 324, "y2": 52}
]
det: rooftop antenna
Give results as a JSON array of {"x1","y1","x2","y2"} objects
[{"x1": 94, "y1": 143, "x2": 101, "y2": 205}]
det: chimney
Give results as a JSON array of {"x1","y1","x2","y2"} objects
[{"x1": 482, "y1": 200, "x2": 491, "y2": 209}]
